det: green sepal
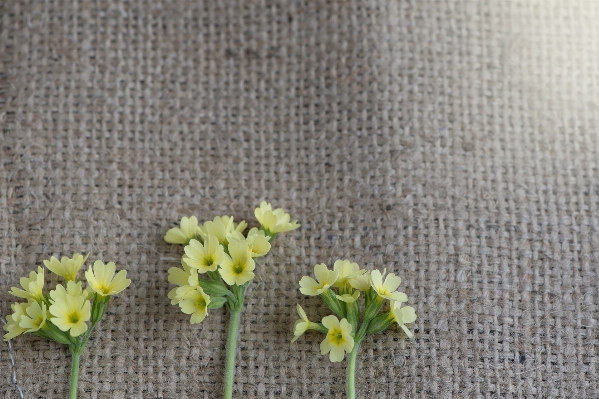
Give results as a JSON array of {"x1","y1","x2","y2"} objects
[
  {"x1": 362, "y1": 291, "x2": 384, "y2": 322},
  {"x1": 320, "y1": 289, "x2": 345, "y2": 318},
  {"x1": 91, "y1": 294, "x2": 109, "y2": 325},
  {"x1": 366, "y1": 312, "x2": 394, "y2": 335},
  {"x1": 313, "y1": 322, "x2": 329, "y2": 334},
  {"x1": 345, "y1": 300, "x2": 359, "y2": 337},
  {"x1": 207, "y1": 296, "x2": 227, "y2": 309},
  {"x1": 199, "y1": 278, "x2": 231, "y2": 297},
  {"x1": 35, "y1": 325, "x2": 72, "y2": 346}
]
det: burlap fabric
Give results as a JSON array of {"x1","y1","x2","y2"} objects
[{"x1": 2, "y1": 0, "x2": 599, "y2": 397}]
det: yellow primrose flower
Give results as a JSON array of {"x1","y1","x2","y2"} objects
[
  {"x1": 10, "y1": 266, "x2": 45, "y2": 301},
  {"x1": 43, "y1": 253, "x2": 89, "y2": 281},
  {"x1": 333, "y1": 259, "x2": 366, "y2": 288},
  {"x1": 178, "y1": 287, "x2": 211, "y2": 324},
  {"x1": 167, "y1": 262, "x2": 200, "y2": 305},
  {"x1": 348, "y1": 270, "x2": 371, "y2": 291},
  {"x1": 49, "y1": 295, "x2": 91, "y2": 337},
  {"x1": 291, "y1": 304, "x2": 315, "y2": 343},
  {"x1": 228, "y1": 228, "x2": 271, "y2": 258},
  {"x1": 198, "y1": 216, "x2": 246, "y2": 246},
  {"x1": 254, "y1": 201, "x2": 300, "y2": 234},
  {"x1": 183, "y1": 236, "x2": 225, "y2": 273},
  {"x1": 19, "y1": 301, "x2": 47, "y2": 333},
  {"x1": 335, "y1": 291, "x2": 360, "y2": 304},
  {"x1": 219, "y1": 240, "x2": 255, "y2": 286},
  {"x1": 320, "y1": 315, "x2": 354, "y2": 362},
  {"x1": 165, "y1": 216, "x2": 199, "y2": 244},
  {"x1": 390, "y1": 301, "x2": 417, "y2": 338},
  {"x1": 299, "y1": 263, "x2": 339, "y2": 296},
  {"x1": 370, "y1": 270, "x2": 408, "y2": 302},
  {"x1": 85, "y1": 260, "x2": 131, "y2": 297},
  {"x1": 3, "y1": 303, "x2": 29, "y2": 341},
  {"x1": 50, "y1": 280, "x2": 93, "y2": 303}
]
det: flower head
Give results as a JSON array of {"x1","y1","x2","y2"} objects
[
  {"x1": 335, "y1": 291, "x2": 360, "y2": 304},
  {"x1": 291, "y1": 304, "x2": 315, "y2": 343},
  {"x1": 43, "y1": 253, "x2": 89, "y2": 281},
  {"x1": 254, "y1": 201, "x2": 300, "y2": 234},
  {"x1": 299, "y1": 264, "x2": 339, "y2": 296},
  {"x1": 370, "y1": 270, "x2": 408, "y2": 302},
  {"x1": 10, "y1": 266, "x2": 45, "y2": 301},
  {"x1": 333, "y1": 259, "x2": 366, "y2": 288},
  {"x1": 165, "y1": 216, "x2": 199, "y2": 245},
  {"x1": 3, "y1": 303, "x2": 29, "y2": 341},
  {"x1": 320, "y1": 315, "x2": 354, "y2": 362},
  {"x1": 183, "y1": 236, "x2": 225, "y2": 273},
  {"x1": 49, "y1": 295, "x2": 91, "y2": 337},
  {"x1": 50, "y1": 280, "x2": 93, "y2": 303},
  {"x1": 219, "y1": 240, "x2": 255, "y2": 286},
  {"x1": 178, "y1": 287, "x2": 211, "y2": 324},
  {"x1": 19, "y1": 301, "x2": 48, "y2": 333},
  {"x1": 245, "y1": 228, "x2": 271, "y2": 257},
  {"x1": 167, "y1": 262, "x2": 200, "y2": 305},
  {"x1": 390, "y1": 301, "x2": 417, "y2": 338},
  {"x1": 198, "y1": 216, "x2": 246, "y2": 246},
  {"x1": 85, "y1": 260, "x2": 131, "y2": 297},
  {"x1": 348, "y1": 270, "x2": 371, "y2": 291}
]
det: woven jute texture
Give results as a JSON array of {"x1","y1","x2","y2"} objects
[{"x1": 2, "y1": 0, "x2": 599, "y2": 398}]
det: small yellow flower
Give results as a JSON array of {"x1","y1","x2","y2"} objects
[
  {"x1": 85, "y1": 260, "x2": 131, "y2": 297},
  {"x1": 370, "y1": 270, "x2": 408, "y2": 302},
  {"x1": 291, "y1": 304, "x2": 314, "y2": 343},
  {"x1": 165, "y1": 216, "x2": 199, "y2": 244},
  {"x1": 198, "y1": 216, "x2": 246, "y2": 246},
  {"x1": 219, "y1": 240, "x2": 255, "y2": 286},
  {"x1": 299, "y1": 263, "x2": 339, "y2": 296},
  {"x1": 10, "y1": 266, "x2": 45, "y2": 301},
  {"x1": 390, "y1": 301, "x2": 417, "y2": 338},
  {"x1": 335, "y1": 291, "x2": 360, "y2": 304},
  {"x1": 333, "y1": 259, "x2": 366, "y2": 288},
  {"x1": 49, "y1": 295, "x2": 91, "y2": 337},
  {"x1": 348, "y1": 270, "x2": 371, "y2": 291},
  {"x1": 320, "y1": 315, "x2": 354, "y2": 362},
  {"x1": 254, "y1": 201, "x2": 300, "y2": 234},
  {"x1": 167, "y1": 262, "x2": 200, "y2": 305},
  {"x1": 183, "y1": 236, "x2": 225, "y2": 273},
  {"x1": 19, "y1": 301, "x2": 47, "y2": 333},
  {"x1": 178, "y1": 287, "x2": 211, "y2": 324},
  {"x1": 228, "y1": 228, "x2": 271, "y2": 258},
  {"x1": 43, "y1": 253, "x2": 89, "y2": 281},
  {"x1": 3, "y1": 303, "x2": 29, "y2": 341},
  {"x1": 50, "y1": 280, "x2": 93, "y2": 303}
]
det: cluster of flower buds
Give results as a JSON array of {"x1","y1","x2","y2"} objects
[
  {"x1": 293, "y1": 260, "x2": 416, "y2": 362},
  {"x1": 164, "y1": 201, "x2": 300, "y2": 322},
  {"x1": 4, "y1": 253, "x2": 130, "y2": 349}
]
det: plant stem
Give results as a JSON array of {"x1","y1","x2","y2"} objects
[
  {"x1": 69, "y1": 351, "x2": 81, "y2": 399},
  {"x1": 347, "y1": 341, "x2": 360, "y2": 399},
  {"x1": 223, "y1": 299, "x2": 245, "y2": 398}
]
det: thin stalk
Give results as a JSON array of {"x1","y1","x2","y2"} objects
[
  {"x1": 223, "y1": 285, "x2": 246, "y2": 399},
  {"x1": 69, "y1": 351, "x2": 81, "y2": 399},
  {"x1": 347, "y1": 341, "x2": 360, "y2": 399}
]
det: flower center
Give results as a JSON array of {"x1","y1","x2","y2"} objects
[
  {"x1": 196, "y1": 297, "x2": 206, "y2": 309},
  {"x1": 329, "y1": 328, "x2": 345, "y2": 344},
  {"x1": 233, "y1": 263, "x2": 244, "y2": 274},
  {"x1": 69, "y1": 313, "x2": 80, "y2": 324}
]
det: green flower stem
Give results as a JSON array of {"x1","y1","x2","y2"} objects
[
  {"x1": 69, "y1": 351, "x2": 81, "y2": 399},
  {"x1": 347, "y1": 341, "x2": 360, "y2": 399},
  {"x1": 223, "y1": 285, "x2": 248, "y2": 399}
]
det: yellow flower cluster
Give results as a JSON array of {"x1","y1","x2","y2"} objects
[
  {"x1": 165, "y1": 202, "x2": 299, "y2": 325},
  {"x1": 293, "y1": 259, "x2": 417, "y2": 362},
  {"x1": 4, "y1": 254, "x2": 130, "y2": 342}
]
